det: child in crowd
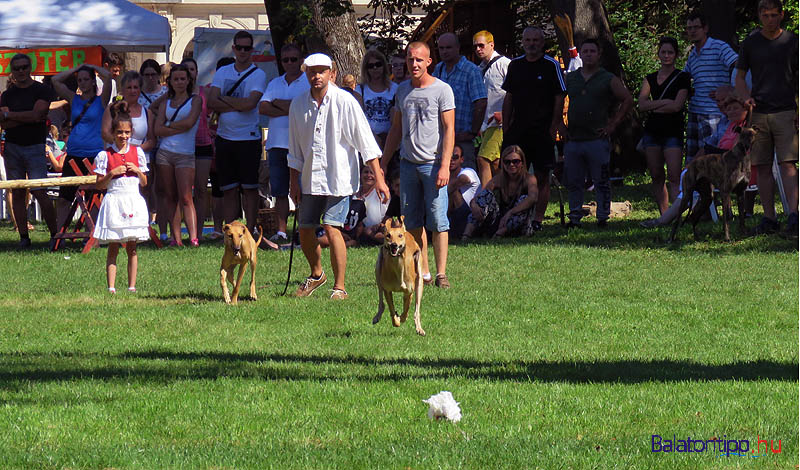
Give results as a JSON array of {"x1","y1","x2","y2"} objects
[{"x1": 92, "y1": 101, "x2": 150, "y2": 293}]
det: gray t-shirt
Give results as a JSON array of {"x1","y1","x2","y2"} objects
[{"x1": 395, "y1": 78, "x2": 455, "y2": 164}]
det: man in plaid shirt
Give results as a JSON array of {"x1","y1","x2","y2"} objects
[{"x1": 434, "y1": 32, "x2": 487, "y2": 171}]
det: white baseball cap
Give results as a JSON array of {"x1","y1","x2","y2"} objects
[{"x1": 303, "y1": 53, "x2": 333, "y2": 69}]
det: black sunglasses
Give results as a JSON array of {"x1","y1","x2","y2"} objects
[
  {"x1": 234, "y1": 45, "x2": 253, "y2": 52},
  {"x1": 367, "y1": 62, "x2": 383, "y2": 69},
  {"x1": 281, "y1": 57, "x2": 299, "y2": 63},
  {"x1": 503, "y1": 158, "x2": 523, "y2": 166},
  {"x1": 11, "y1": 64, "x2": 30, "y2": 72}
]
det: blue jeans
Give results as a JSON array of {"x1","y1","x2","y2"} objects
[
  {"x1": 267, "y1": 148, "x2": 290, "y2": 197},
  {"x1": 564, "y1": 139, "x2": 611, "y2": 223},
  {"x1": 3, "y1": 142, "x2": 47, "y2": 180},
  {"x1": 399, "y1": 159, "x2": 449, "y2": 232}
]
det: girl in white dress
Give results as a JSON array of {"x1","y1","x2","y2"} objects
[{"x1": 93, "y1": 101, "x2": 150, "y2": 294}]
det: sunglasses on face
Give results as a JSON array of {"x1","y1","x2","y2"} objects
[
  {"x1": 11, "y1": 64, "x2": 30, "y2": 72},
  {"x1": 234, "y1": 44, "x2": 253, "y2": 52},
  {"x1": 503, "y1": 158, "x2": 523, "y2": 166},
  {"x1": 367, "y1": 62, "x2": 383, "y2": 70},
  {"x1": 281, "y1": 56, "x2": 299, "y2": 63},
  {"x1": 473, "y1": 43, "x2": 487, "y2": 49}
]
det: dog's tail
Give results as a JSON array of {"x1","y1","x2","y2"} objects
[{"x1": 255, "y1": 224, "x2": 264, "y2": 247}]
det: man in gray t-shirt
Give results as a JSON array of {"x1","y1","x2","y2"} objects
[{"x1": 381, "y1": 41, "x2": 456, "y2": 289}]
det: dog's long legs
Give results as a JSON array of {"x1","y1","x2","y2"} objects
[
  {"x1": 231, "y1": 264, "x2": 247, "y2": 305},
  {"x1": 412, "y1": 251, "x2": 425, "y2": 336},
  {"x1": 221, "y1": 267, "x2": 232, "y2": 304},
  {"x1": 669, "y1": 182, "x2": 693, "y2": 242},
  {"x1": 249, "y1": 257, "x2": 258, "y2": 301},
  {"x1": 721, "y1": 191, "x2": 732, "y2": 242},
  {"x1": 735, "y1": 187, "x2": 747, "y2": 235},
  {"x1": 689, "y1": 182, "x2": 714, "y2": 240}
]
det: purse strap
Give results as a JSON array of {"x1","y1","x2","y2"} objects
[
  {"x1": 656, "y1": 71, "x2": 681, "y2": 100},
  {"x1": 165, "y1": 97, "x2": 192, "y2": 125},
  {"x1": 71, "y1": 94, "x2": 97, "y2": 128}
]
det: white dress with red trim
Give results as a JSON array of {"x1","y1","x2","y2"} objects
[{"x1": 92, "y1": 144, "x2": 150, "y2": 244}]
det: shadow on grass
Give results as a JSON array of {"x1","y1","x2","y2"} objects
[{"x1": 1, "y1": 350, "x2": 796, "y2": 386}]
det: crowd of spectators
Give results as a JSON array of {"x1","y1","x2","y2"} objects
[{"x1": 0, "y1": 0, "x2": 796, "y2": 259}]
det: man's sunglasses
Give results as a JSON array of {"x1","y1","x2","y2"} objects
[
  {"x1": 281, "y1": 57, "x2": 299, "y2": 63},
  {"x1": 367, "y1": 62, "x2": 383, "y2": 69},
  {"x1": 234, "y1": 45, "x2": 254, "y2": 52}
]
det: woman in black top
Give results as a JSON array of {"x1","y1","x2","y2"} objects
[{"x1": 638, "y1": 37, "x2": 691, "y2": 215}]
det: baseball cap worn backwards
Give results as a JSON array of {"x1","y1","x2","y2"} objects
[{"x1": 304, "y1": 53, "x2": 332, "y2": 69}]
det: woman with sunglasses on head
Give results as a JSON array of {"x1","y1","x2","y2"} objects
[
  {"x1": 154, "y1": 64, "x2": 203, "y2": 246},
  {"x1": 138, "y1": 59, "x2": 167, "y2": 112},
  {"x1": 51, "y1": 63, "x2": 113, "y2": 228},
  {"x1": 462, "y1": 145, "x2": 538, "y2": 239},
  {"x1": 359, "y1": 50, "x2": 398, "y2": 149}
]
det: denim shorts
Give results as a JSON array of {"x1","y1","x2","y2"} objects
[
  {"x1": 642, "y1": 131, "x2": 682, "y2": 150},
  {"x1": 298, "y1": 194, "x2": 349, "y2": 229},
  {"x1": 399, "y1": 159, "x2": 449, "y2": 232},
  {"x1": 267, "y1": 148, "x2": 290, "y2": 197},
  {"x1": 3, "y1": 142, "x2": 48, "y2": 181}
]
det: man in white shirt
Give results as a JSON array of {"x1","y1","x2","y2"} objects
[
  {"x1": 259, "y1": 43, "x2": 309, "y2": 244},
  {"x1": 207, "y1": 30, "x2": 267, "y2": 234},
  {"x1": 288, "y1": 53, "x2": 389, "y2": 300},
  {"x1": 473, "y1": 30, "x2": 510, "y2": 186},
  {"x1": 447, "y1": 143, "x2": 480, "y2": 238}
]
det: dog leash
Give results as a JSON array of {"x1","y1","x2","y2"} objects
[{"x1": 281, "y1": 209, "x2": 298, "y2": 296}]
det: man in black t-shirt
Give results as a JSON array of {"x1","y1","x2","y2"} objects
[
  {"x1": 0, "y1": 54, "x2": 58, "y2": 249},
  {"x1": 735, "y1": 0, "x2": 799, "y2": 236},
  {"x1": 501, "y1": 27, "x2": 566, "y2": 232}
]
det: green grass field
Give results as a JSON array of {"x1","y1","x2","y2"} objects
[{"x1": 0, "y1": 181, "x2": 796, "y2": 469}]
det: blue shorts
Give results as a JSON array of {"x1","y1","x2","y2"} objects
[
  {"x1": 267, "y1": 148, "x2": 290, "y2": 197},
  {"x1": 298, "y1": 194, "x2": 349, "y2": 229},
  {"x1": 3, "y1": 142, "x2": 48, "y2": 181},
  {"x1": 399, "y1": 159, "x2": 449, "y2": 232},
  {"x1": 642, "y1": 131, "x2": 682, "y2": 150}
]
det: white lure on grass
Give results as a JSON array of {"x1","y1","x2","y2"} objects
[{"x1": 423, "y1": 391, "x2": 462, "y2": 423}]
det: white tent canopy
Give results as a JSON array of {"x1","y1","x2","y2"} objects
[{"x1": 0, "y1": 0, "x2": 170, "y2": 52}]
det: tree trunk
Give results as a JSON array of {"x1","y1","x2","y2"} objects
[
  {"x1": 549, "y1": 0, "x2": 623, "y2": 78},
  {"x1": 263, "y1": 0, "x2": 365, "y2": 83},
  {"x1": 308, "y1": 0, "x2": 365, "y2": 84},
  {"x1": 702, "y1": 0, "x2": 737, "y2": 49}
]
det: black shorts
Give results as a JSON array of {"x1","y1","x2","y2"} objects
[
  {"x1": 59, "y1": 154, "x2": 95, "y2": 201},
  {"x1": 215, "y1": 136, "x2": 262, "y2": 191},
  {"x1": 196, "y1": 143, "x2": 214, "y2": 160},
  {"x1": 503, "y1": 127, "x2": 555, "y2": 174}
]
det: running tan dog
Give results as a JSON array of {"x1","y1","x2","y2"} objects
[
  {"x1": 372, "y1": 216, "x2": 425, "y2": 336},
  {"x1": 220, "y1": 221, "x2": 263, "y2": 305}
]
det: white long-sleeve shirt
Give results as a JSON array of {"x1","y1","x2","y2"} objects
[{"x1": 288, "y1": 85, "x2": 381, "y2": 196}]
